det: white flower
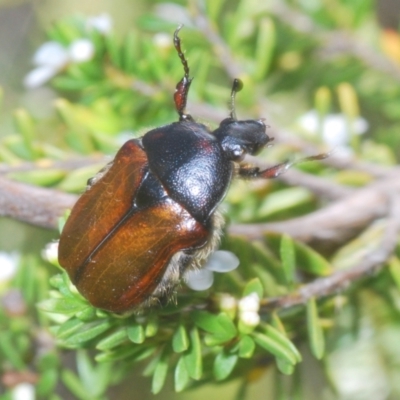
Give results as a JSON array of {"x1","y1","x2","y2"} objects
[
  {"x1": 33, "y1": 41, "x2": 69, "y2": 68},
  {"x1": 238, "y1": 293, "x2": 260, "y2": 313},
  {"x1": 185, "y1": 268, "x2": 214, "y2": 291},
  {"x1": 219, "y1": 294, "x2": 237, "y2": 311},
  {"x1": 24, "y1": 66, "x2": 59, "y2": 89},
  {"x1": 298, "y1": 110, "x2": 368, "y2": 155},
  {"x1": 153, "y1": 33, "x2": 172, "y2": 49},
  {"x1": 69, "y1": 39, "x2": 95, "y2": 62},
  {"x1": 238, "y1": 293, "x2": 261, "y2": 327},
  {"x1": 12, "y1": 383, "x2": 35, "y2": 400},
  {"x1": 86, "y1": 13, "x2": 113, "y2": 34},
  {"x1": 24, "y1": 38, "x2": 96, "y2": 89},
  {"x1": 0, "y1": 252, "x2": 19, "y2": 282},
  {"x1": 185, "y1": 250, "x2": 240, "y2": 291},
  {"x1": 42, "y1": 242, "x2": 59, "y2": 265}
]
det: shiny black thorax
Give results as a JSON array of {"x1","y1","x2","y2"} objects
[{"x1": 141, "y1": 121, "x2": 233, "y2": 225}]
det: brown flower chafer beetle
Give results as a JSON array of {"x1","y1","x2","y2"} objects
[{"x1": 58, "y1": 26, "x2": 325, "y2": 313}]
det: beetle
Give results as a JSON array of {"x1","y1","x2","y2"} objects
[{"x1": 58, "y1": 26, "x2": 325, "y2": 313}]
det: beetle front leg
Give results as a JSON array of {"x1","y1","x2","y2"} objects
[{"x1": 238, "y1": 153, "x2": 329, "y2": 180}]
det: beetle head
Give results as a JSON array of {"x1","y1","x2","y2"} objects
[{"x1": 214, "y1": 117, "x2": 272, "y2": 161}]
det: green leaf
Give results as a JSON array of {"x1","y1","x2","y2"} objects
[
  {"x1": 252, "y1": 332, "x2": 297, "y2": 365},
  {"x1": 36, "y1": 369, "x2": 58, "y2": 397},
  {"x1": 96, "y1": 328, "x2": 128, "y2": 351},
  {"x1": 254, "y1": 17, "x2": 276, "y2": 80},
  {"x1": 388, "y1": 256, "x2": 400, "y2": 290},
  {"x1": 57, "y1": 318, "x2": 86, "y2": 339},
  {"x1": 175, "y1": 356, "x2": 190, "y2": 392},
  {"x1": 216, "y1": 313, "x2": 237, "y2": 338},
  {"x1": 127, "y1": 322, "x2": 145, "y2": 344},
  {"x1": 0, "y1": 332, "x2": 26, "y2": 370},
  {"x1": 295, "y1": 241, "x2": 332, "y2": 276},
  {"x1": 242, "y1": 278, "x2": 264, "y2": 298},
  {"x1": 262, "y1": 324, "x2": 301, "y2": 362},
  {"x1": 76, "y1": 350, "x2": 111, "y2": 397},
  {"x1": 238, "y1": 335, "x2": 256, "y2": 358},
  {"x1": 213, "y1": 351, "x2": 238, "y2": 381},
  {"x1": 9, "y1": 169, "x2": 66, "y2": 186},
  {"x1": 276, "y1": 357, "x2": 295, "y2": 375},
  {"x1": 192, "y1": 311, "x2": 222, "y2": 333},
  {"x1": 306, "y1": 298, "x2": 325, "y2": 359},
  {"x1": 38, "y1": 298, "x2": 88, "y2": 316},
  {"x1": 184, "y1": 327, "x2": 203, "y2": 380},
  {"x1": 151, "y1": 350, "x2": 169, "y2": 394},
  {"x1": 13, "y1": 108, "x2": 37, "y2": 159},
  {"x1": 145, "y1": 317, "x2": 159, "y2": 337},
  {"x1": 63, "y1": 320, "x2": 113, "y2": 346},
  {"x1": 61, "y1": 369, "x2": 89, "y2": 400},
  {"x1": 280, "y1": 234, "x2": 296, "y2": 285},
  {"x1": 172, "y1": 324, "x2": 189, "y2": 353}
]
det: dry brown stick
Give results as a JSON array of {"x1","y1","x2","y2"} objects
[
  {"x1": 228, "y1": 171, "x2": 400, "y2": 249},
  {"x1": 0, "y1": 176, "x2": 76, "y2": 229},
  {"x1": 262, "y1": 191, "x2": 400, "y2": 312}
]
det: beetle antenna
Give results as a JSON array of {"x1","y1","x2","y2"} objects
[
  {"x1": 173, "y1": 25, "x2": 193, "y2": 121},
  {"x1": 229, "y1": 78, "x2": 243, "y2": 120}
]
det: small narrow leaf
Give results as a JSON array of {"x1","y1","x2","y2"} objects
[
  {"x1": 172, "y1": 324, "x2": 189, "y2": 353},
  {"x1": 388, "y1": 256, "x2": 400, "y2": 290},
  {"x1": 216, "y1": 313, "x2": 237, "y2": 338},
  {"x1": 238, "y1": 335, "x2": 256, "y2": 359},
  {"x1": 127, "y1": 323, "x2": 145, "y2": 344},
  {"x1": 242, "y1": 278, "x2": 264, "y2": 298},
  {"x1": 295, "y1": 242, "x2": 332, "y2": 276},
  {"x1": 192, "y1": 311, "x2": 222, "y2": 333},
  {"x1": 263, "y1": 324, "x2": 301, "y2": 362},
  {"x1": 57, "y1": 318, "x2": 86, "y2": 339},
  {"x1": 276, "y1": 357, "x2": 295, "y2": 375},
  {"x1": 252, "y1": 332, "x2": 297, "y2": 365},
  {"x1": 280, "y1": 234, "x2": 296, "y2": 284},
  {"x1": 174, "y1": 356, "x2": 190, "y2": 392},
  {"x1": 306, "y1": 298, "x2": 325, "y2": 359},
  {"x1": 184, "y1": 327, "x2": 203, "y2": 380},
  {"x1": 213, "y1": 351, "x2": 238, "y2": 381},
  {"x1": 145, "y1": 317, "x2": 159, "y2": 337},
  {"x1": 151, "y1": 350, "x2": 169, "y2": 394},
  {"x1": 63, "y1": 320, "x2": 113, "y2": 346},
  {"x1": 96, "y1": 328, "x2": 127, "y2": 351}
]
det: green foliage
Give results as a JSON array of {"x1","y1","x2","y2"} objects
[{"x1": 1, "y1": 0, "x2": 400, "y2": 399}]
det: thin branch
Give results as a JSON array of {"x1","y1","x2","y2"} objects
[
  {"x1": 228, "y1": 171, "x2": 400, "y2": 250},
  {"x1": 262, "y1": 191, "x2": 400, "y2": 311},
  {"x1": 0, "y1": 176, "x2": 76, "y2": 229}
]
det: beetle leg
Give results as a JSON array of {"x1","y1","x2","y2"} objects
[
  {"x1": 173, "y1": 25, "x2": 194, "y2": 122},
  {"x1": 238, "y1": 153, "x2": 329, "y2": 179}
]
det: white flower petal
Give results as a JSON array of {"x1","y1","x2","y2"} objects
[
  {"x1": 42, "y1": 242, "x2": 59, "y2": 265},
  {"x1": 87, "y1": 13, "x2": 113, "y2": 34},
  {"x1": 33, "y1": 41, "x2": 69, "y2": 68},
  {"x1": 0, "y1": 252, "x2": 19, "y2": 282},
  {"x1": 12, "y1": 383, "x2": 35, "y2": 400},
  {"x1": 204, "y1": 250, "x2": 240, "y2": 272},
  {"x1": 185, "y1": 268, "x2": 214, "y2": 291},
  {"x1": 238, "y1": 293, "x2": 260, "y2": 312},
  {"x1": 69, "y1": 39, "x2": 95, "y2": 63},
  {"x1": 23, "y1": 66, "x2": 58, "y2": 89},
  {"x1": 240, "y1": 310, "x2": 260, "y2": 327},
  {"x1": 220, "y1": 294, "x2": 237, "y2": 311}
]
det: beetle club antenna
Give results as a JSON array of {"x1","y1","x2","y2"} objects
[
  {"x1": 173, "y1": 25, "x2": 193, "y2": 121},
  {"x1": 229, "y1": 78, "x2": 243, "y2": 120}
]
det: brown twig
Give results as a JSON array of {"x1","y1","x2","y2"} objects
[
  {"x1": 0, "y1": 176, "x2": 76, "y2": 229},
  {"x1": 262, "y1": 191, "x2": 400, "y2": 311},
  {"x1": 229, "y1": 169, "x2": 400, "y2": 251}
]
